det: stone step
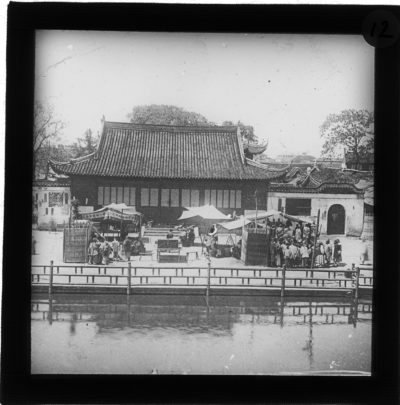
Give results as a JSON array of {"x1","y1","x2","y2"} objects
[{"x1": 144, "y1": 229, "x2": 183, "y2": 234}]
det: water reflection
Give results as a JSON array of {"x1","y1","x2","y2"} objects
[{"x1": 33, "y1": 293, "x2": 372, "y2": 375}]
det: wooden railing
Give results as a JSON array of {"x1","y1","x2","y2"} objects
[{"x1": 32, "y1": 261, "x2": 373, "y2": 297}]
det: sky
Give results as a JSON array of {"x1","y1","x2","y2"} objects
[{"x1": 34, "y1": 31, "x2": 374, "y2": 158}]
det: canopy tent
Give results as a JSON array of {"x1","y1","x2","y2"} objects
[
  {"x1": 178, "y1": 205, "x2": 230, "y2": 234},
  {"x1": 81, "y1": 203, "x2": 142, "y2": 222},
  {"x1": 280, "y1": 212, "x2": 315, "y2": 224},
  {"x1": 218, "y1": 217, "x2": 251, "y2": 231},
  {"x1": 244, "y1": 209, "x2": 282, "y2": 221},
  {"x1": 218, "y1": 210, "x2": 314, "y2": 232},
  {"x1": 178, "y1": 205, "x2": 230, "y2": 221}
]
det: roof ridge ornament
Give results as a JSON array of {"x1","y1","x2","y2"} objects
[{"x1": 237, "y1": 126, "x2": 246, "y2": 165}]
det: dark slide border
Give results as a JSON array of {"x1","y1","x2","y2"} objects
[{"x1": 3, "y1": 3, "x2": 400, "y2": 404}]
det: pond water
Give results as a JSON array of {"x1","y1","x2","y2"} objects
[{"x1": 31, "y1": 293, "x2": 372, "y2": 375}]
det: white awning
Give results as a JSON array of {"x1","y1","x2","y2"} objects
[{"x1": 178, "y1": 204, "x2": 230, "y2": 221}]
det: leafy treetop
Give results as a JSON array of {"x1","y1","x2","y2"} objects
[
  {"x1": 320, "y1": 109, "x2": 374, "y2": 163},
  {"x1": 127, "y1": 104, "x2": 214, "y2": 127}
]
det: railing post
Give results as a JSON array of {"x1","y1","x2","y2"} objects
[
  {"x1": 206, "y1": 261, "x2": 211, "y2": 299},
  {"x1": 281, "y1": 265, "x2": 286, "y2": 298},
  {"x1": 127, "y1": 262, "x2": 132, "y2": 295},
  {"x1": 354, "y1": 266, "x2": 360, "y2": 300},
  {"x1": 49, "y1": 260, "x2": 54, "y2": 296}
]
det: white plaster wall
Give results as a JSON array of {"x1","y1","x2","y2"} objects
[
  {"x1": 267, "y1": 192, "x2": 364, "y2": 236},
  {"x1": 33, "y1": 186, "x2": 71, "y2": 227}
]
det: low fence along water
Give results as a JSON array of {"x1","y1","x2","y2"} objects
[{"x1": 32, "y1": 261, "x2": 373, "y2": 296}]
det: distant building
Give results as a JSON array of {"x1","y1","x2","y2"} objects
[
  {"x1": 254, "y1": 154, "x2": 277, "y2": 165},
  {"x1": 267, "y1": 165, "x2": 365, "y2": 236},
  {"x1": 50, "y1": 122, "x2": 286, "y2": 223},
  {"x1": 33, "y1": 177, "x2": 71, "y2": 229},
  {"x1": 274, "y1": 153, "x2": 316, "y2": 165}
]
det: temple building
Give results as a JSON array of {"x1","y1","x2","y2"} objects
[
  {"x1": 266, "y1": 164, "x2": 366, "y2": 236},
  {"x1": 50, "y1": 122, "x2": 286, "y2": 224}
]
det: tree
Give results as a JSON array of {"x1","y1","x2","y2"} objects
[
  {"x1": 222, "y1": 120, "x2": 258, "y2": 143},
  {"x1": 33, "y1": 101, "x2": 65, "y2": 176},
  {"x1": 127, "y1": 104, "x2": 215, "y2": 126},
  {"x1": 35, "y1": 143, "x2": 75, "y2": 177},
  {"x1": 71, "y1": 128, "x2": 99, "y2": 158},
  {"x1": 320, "y1": 109, "x2": 374, "y2": 164}
]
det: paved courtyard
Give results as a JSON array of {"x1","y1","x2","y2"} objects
[{"x1": 32, "y1": 230, "x2": 373, "y2": 269}]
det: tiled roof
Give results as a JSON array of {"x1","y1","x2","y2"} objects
[
  {"x1": 270, "y1": 167, "x2": 364, "y2": 194},
  {"x1": 50, "y1": 122, "x2": 287, "y2": 181},
  {"x1": 307, "y1": 168, "x2": 358, "y2": 185},
  {"x1": 33, "y1": 177, "x2": 71, "y2": 187}
]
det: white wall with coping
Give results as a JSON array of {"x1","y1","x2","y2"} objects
[
  {"x1": 267, "y1": 191, "x2": 364, "y2": 236},
  {"x1": 33, "y1": 186, "x2": 71, "y2": 227}
]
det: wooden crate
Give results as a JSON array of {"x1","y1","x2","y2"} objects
[{"x1": 63, "y1": 226, "x2": 91, "y2": 263}]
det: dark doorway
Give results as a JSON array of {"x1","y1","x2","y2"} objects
[
  {"x1": 327, "y1": 204, "x2": 345, "y2": 235},
  {"x1": 285, "y1": 198, "x2": 311, "y2": 216}
]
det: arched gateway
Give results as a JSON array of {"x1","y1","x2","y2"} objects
[{"x1": 327, "y1": 204, "x2": 345, "y2": 235}]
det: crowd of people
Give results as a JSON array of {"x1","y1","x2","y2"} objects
[
  {"x1": 84, "y1": 217, "x2": 370, "y2": 267},
  {"x1": 265, "y1": 218, "x2": 343, "y2": 268},
  {"x1": 88, "y1": 236, "x2": 145, "y2": 264}
]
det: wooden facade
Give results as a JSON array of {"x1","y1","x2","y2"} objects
[
  {"x1": 71, "y1": 175, "x2": 268, "y2": 223},
  {"x1": 50, "y1": 122, "x2": 286, "y2": 225}
]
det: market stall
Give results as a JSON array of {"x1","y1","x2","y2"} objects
[
  {"x1": 178, "y1": 205, "x2": 231, "y2": 256},
  {"x1": 81, "y1": 203, "x2": 142, "y2": 240}
]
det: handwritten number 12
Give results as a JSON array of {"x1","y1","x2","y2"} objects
[{"x1": 370, "y1": 21, "x2": 393, "y2": 39}]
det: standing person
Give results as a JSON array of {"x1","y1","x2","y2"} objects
[
  {"x1": 315, "y1": 242, "x2": 325, "y2": 267},
  {"x1": 274, "y1": 239, "x2": 282, "y2": 267},
  {"x1": 205, "y1": 235, "x2": 212, "y2": 255},
  {"x1": 271, "y1": 223, "x2": 276, "y2": 239},
  {"x1": 295, "y1": 224, "x2": 302, "y2": 243},
  {"x1": 308, "y1": 243, "x2": 314, "y2": 267},
  {"x1": 102, "y1": 241, "x2": 111, "y2": 265},
  {"x1": 289, "y1": 240, "x2": 298, "y2": 268},
  {"x1": 333, "y1": 239, "x2": 342, "y2": 266},
  {"x1": 283, "y1": 243, "x2": 291, "y2": 268},
  {"x1": 188, "y1": 227, "x2": 195, "y2": 246},
  {"x1": 271, "y1": 219, "x2": 276, "y2": 238},
  {"x1": 123, "y1": 237, "x2": 132, "y2": 261},
  {"x1": 360, "y1": 237, "x2": 369, "y2": 264},
  {"x1": 310, "y1": 222, "x2": 316, "y2": 241},
  {"x1": 112, "y1": 238, "x2": 119, "y2": 260},
  {"x1": 325, "y1": 239, "x2": 332, "y2": 267},
  {"x1": 88, "y1": 239, "x2": 96, "y2": 264},
  {"x1": 93, "y1": 238, "x2": 102, "y2": 265},
  {"x1": 300, "y1": 241, "x2": 309, "y2": 268},
  {"x1": 266, "y1": 222, "x2": 272, "y2": 237},
  {"x1": 303, "y1": 223, "x2": 311, "y2": 244},
  {"x1": 276, "y1": 222, "x2": 284, "y2": 239},
  {"x1": 269, "y1": 238, "x2": 276, "y2": 267}
]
